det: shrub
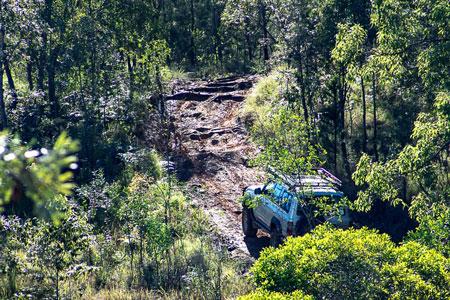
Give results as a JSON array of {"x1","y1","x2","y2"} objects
[
  {"x1": 241, "y1": 68, "x2": 292, "y2": 128},
  {"x1": 247, "y1": 225, "x2": 450, "y2": 299},
  {"x1": 239, "y1": 290, "x2": 313, "y2": 300},
  {"x1": 406, "y1": 211, "x2": 450, "y2": 257}
]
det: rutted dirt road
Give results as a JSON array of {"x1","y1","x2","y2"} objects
[{"x1": 166, "y1": 75, "x2": 270, "y2": 261}]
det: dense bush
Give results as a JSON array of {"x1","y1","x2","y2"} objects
[
  {"x1": 407, "y1": 212, "x2": 450, "y2": 257},
  {"x1": 248, "y1": 226, "x2": 450, "y2": 299},
  {"x1": 239, "y1": 290, "x2": 313, "y2": 300},
  {"x1": 0, "y1": 133, "x2": 247, "y2": 299},
  {"x1": 241, "y1": 69, "x2": 291, "y2": 127}
]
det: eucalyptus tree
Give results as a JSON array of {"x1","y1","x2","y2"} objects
[
  {"x1": 0, "y1": 0, "x2": 43, "y2": 128},
  {"x1": 331, "y1": 23, "x2": 367, "y2": 179},
  {"x1": 353, "y1": 0, "x2": 450, "y2": 253},
  {"x1": 222, "y1": 0, "x2": 275, "y2": 66}
]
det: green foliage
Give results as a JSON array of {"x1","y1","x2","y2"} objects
[
  {"x1": 353, "y1": 92, "x2": 450, "y2": 222},
  {"x1": 239, "y1": 290, "x2": 313, "y2": 300},
  {"x1": 0, "y1": 164, "x2": 247, "y2": 299},
  {"x1": 251, "y1": 107, "x2": 325, "y2": 175},
  {"x1": 332, "y1": 23, "x2": 367, "y2": 74},
  {"x1": 119, "y1": 149, "x2": 163, "y2": 182},
  {"x1": 245, "y1": 73, "x2": 325, "y2": 177},
  {"x1": 0, "y1": 208, "x2": 95, "y2": 298},
  {"x1": 1, "y1": 0, "x2": 449, "y2": 298},
  {"x1": 370, "y1": 0, "x2": 450, "y2": 90},
  {"x1": 0, "y1": 131, "x2": 78, "y2": 222},
  {"x1": 242, "y1": 69, "x2": 295, "y2": 126},
  {"x1": 407, "y1": 211, "x2": 450, "y2": 257},
  {"x1": 248, "y1": 226, "x2": 450, "y2": 299},
  {"x1": 245, "y1": 73, "x2": 349, "y2": 227}
]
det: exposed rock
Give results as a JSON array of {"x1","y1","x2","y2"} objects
[
  {"x1": 167, "y1": 75, "x2": 268, "y2": 260},
  {"x1": 166, "y1": 91, "x2": 212, "y2": 101}
]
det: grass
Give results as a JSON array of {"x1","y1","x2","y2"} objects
[{"x1": 56, "y1": 236, "x2": 251, "y2": 300}]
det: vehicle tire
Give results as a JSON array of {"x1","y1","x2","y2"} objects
[
  {"x1": 242, "y1": 207, "x2": 257, "y2": 237},
  {"x1": 270, "y1": 224, "x2": 282, "y2": 247},
  {"x1": 296, "y1": 217, "x2": 309, "y2": 236}
]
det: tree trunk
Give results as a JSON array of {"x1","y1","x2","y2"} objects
[
  {"x1": 55, "y1": 269, "x2": 59, "y2": 300},
  {"x1": 333, "y1": 85, "x2": 338, "y2": 174},
  {"x1": 37, "y1": 33, "x2": 46, "y2": 91},
  {"x1": 4, "y1": 60, "x2": 18, "y2": 109},
  {"x1": 139, "y1": 234, "x2": 144, "y2": 286},
  {"x1": 258, "y1": 0, "x2": 269, "y2": 61},
  {"x1": 47, "y1": 46, "x2": 59, "y2": 117},
  {"x1": 207, "y1": 0, "x2": 224, "y2": 65},
  {"x1": 128, "y1": 234, "x2": 134, "y2": 287},
  {"x1": 0, "y1": 24, "x2": 8, "y2": 129},
  {"x1": 361, "y1": 76, "x2": 367, "y2": 153},
  {"x1": 372, "y1": 73, "x2": 379, "y2": 161},
  {"x1": 244, "y1": 16, "x2": 253, "y2": 62},
  {"x1": 127, "y1": 55, "x2": 134, "y2": 109},
  {"x1": 338, "y1": 70, "x2": 352, "y2": 180},
  {"x1": 296, "y1": 54, "x2": 309, "y2": 126},
  {"x1": 27, "y1": 43, "x2": 34, "y2": 91},
  {"x1": 189, "y1": 0, "x2": 196, "y2": 66}
]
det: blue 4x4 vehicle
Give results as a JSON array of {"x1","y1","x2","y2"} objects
[{"x1": 242, "y1": 171, "x2": 351, "y2": 246}]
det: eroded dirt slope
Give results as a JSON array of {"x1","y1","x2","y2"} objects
[{"x1": 166, "y1": 75, "x2": 269, "y2": 261}]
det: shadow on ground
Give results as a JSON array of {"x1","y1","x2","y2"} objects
[{"x1": 244, "y1": 236, "x2": 271, "y2": 259}]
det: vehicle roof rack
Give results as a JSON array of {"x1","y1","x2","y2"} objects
[{"x1": 267, "y1": 166, "x2": 342, "y2": 190}]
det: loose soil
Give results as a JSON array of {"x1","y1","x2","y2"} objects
[{"x1": 166, "y1": 75, "x2": 270, "y2": 263}]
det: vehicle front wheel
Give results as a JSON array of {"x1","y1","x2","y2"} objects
[
  {"x1": 242, "y1": 207, "x2": 257, "y2": 237},
  {"x1": 270, "y1": 224, "x2": 282, "y2": 247}
]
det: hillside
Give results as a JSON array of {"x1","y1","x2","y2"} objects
[
  {"x1": 166, "y1": 76, "x2": 269, "y2": 259},
  {"x1": 0, "y1": 0, "x2": 448, "y2": 299}
]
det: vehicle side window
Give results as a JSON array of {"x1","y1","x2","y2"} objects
[
  {"x1": 279, "y1": 191, "x2": 292, "y2": 212},
  {"x1": 272, "y1": 183, "x2": 284, "y2": 198}
]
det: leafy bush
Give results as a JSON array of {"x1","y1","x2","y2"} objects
[
  {"x1": 247, "y1": 226, "x2": 450, "y2": 299},
  {"x1": 239, "y1": 290, "x2": 313, "y2": 300},
  {"x1": 406, "y1": 210, "x2": 450, "y2": 258},
  {"x1": 0, "y1": 208, "x2": 95, "y2": 299},
  {"x1": 241, "y1": 69, "x2": 291, "y2": 128},
  {"x1": 0, "y1": 131, "x2": 79, "y2": 222}
]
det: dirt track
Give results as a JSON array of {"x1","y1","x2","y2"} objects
[{"x1": 166, "y1": 76, "x2": 270, "y2": 261}]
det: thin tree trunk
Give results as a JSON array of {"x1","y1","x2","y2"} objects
[
  {"x1": 55, "y1": 269, "x2": 59, "y2": 300},
  {"x1": 139, "y1": 234, "x2": 144, "y2": 286},
  {"x1": 189, "y1": 0, "x2": 196, "y2": 66},
  {"x1": 27, "y1": 43, "x2": 34, "y2": 91},
  {"x1": 338, "y1": 70, "x2": 352, "y2": 180},
  {"x1": 0, "y1": 24, "x2": 8, "y2": 129},
  {"x1": 296, "y1": 54, "x2": 309, "y2": 125},
  {"x1": 211, "y1": 1, "x2": 218, "y2": 60},
  {"x1": 37, "y1": 33, "x2": 46, "y2": 91},
  {"x1": 47, "y1": 46, "x2": 59, "y2": 117},
  {"x1": 4, "y1": 60, "x2": 18, "y2": 109},
  {"x1": 127, "y1": 55, "x2": 134, "y2": 109},
  {"x1": 361, "y1": 76, "x2": 367, "y2": 153},
  {"x1": 372, "y1": 73, "x2": 379, "y2": 161},
  {"x1": 128, "y1": 229, "x2": 134, "y2": 287},
  {"x1": 258, "y1": 0, "x2": 269, "y2": 61},
  {"x1": 333, "y1": 85, "x2": 338, "y2": 173}
]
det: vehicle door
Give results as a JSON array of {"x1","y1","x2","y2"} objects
[
  {"x1": 274, "y1": 190, "x2": 294, "y2": 235},
  {"x1": 253, "y1": 182, "x2": 282, "y2": 230}
]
